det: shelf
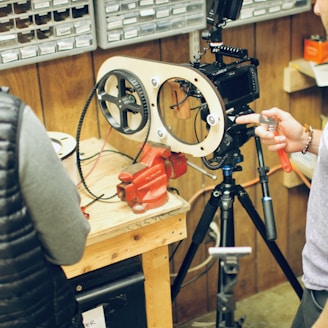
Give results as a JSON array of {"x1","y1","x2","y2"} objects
[
  {"x1": 284, "y1": 58, "x2": 328, "y2": 92},
  {"x1": 283, "y1": 58, "x2": 316, "y2": 93}
]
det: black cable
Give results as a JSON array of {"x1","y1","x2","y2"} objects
[
  {"x1": 181, "y1": 257, "x2": 217, "y2": 289},
  {"x1": 81, "y1": 149, "x2": 134, "y2": 162},
  {"x1": 201, "y1": 153, "x2": 228, "y2": 171},
  {"x1": 76, "y1": 75, "x2": 117, "y2": 201},
  {"x1": 76, "y1": 70, "x2": 152, "y2": 199}
]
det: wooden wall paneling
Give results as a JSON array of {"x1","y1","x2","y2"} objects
[
  {"x1": 291, "y1": 8, "x2": 324, "y2": 57},
  {"x1": 253, "y1": 17, "x2": 292, "y2": 291},
  {"x1": 0, "y1": 65, "x2": 43, "y2": 120},
  {"x1": 37, "y1": 53, "x2": 98, "y2": 139},
  {"x1": 170, "y1": 191, "x2": 213, "y2": 324},
  {"x1": 289, "y1": 8, "x2": 324, "y2": 129},
  {"x1": 289, "y1": 11, "x2": 324, "y2": 129},
  {"x1": 92, "y1": 40, "x2": 163, "y2": 74},
  {"x1": 159, "y1": 33, "x2": 190, "y2": 63}
]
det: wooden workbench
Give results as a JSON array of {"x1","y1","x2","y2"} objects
[{"x1": 62, "y1": 138, "x2": 190, "y2": 328}]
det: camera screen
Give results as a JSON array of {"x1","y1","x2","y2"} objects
[
  {"x1": 198, "y1": 62, "x2": 259, "y2": 110},
  {"x1": 215, "y1": 65, "x2": 259, "y2": 109},
  {"x1": 219, "y1": 72, "x2": 250, "y2": 103}
]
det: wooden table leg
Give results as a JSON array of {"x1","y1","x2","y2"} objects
[{"x1": 142, "y1": 245, "x2": 173, "y2": 328}]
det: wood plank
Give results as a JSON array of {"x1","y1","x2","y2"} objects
[
  {"x1": 0, "y1": 65, "x2": 43, "y2": 120},
  {"x1": 38, "y1": 53, "x2": 98, "y2": 139},
  {"x1": 82, "y1": 192, "x2": 188, "y2": 245},
  {"x1": 77, "y1": 138, "x2": 190, "y2": 243},
  {"x1": 63, "y1": 212, "x2": 187, "y2": 278},
  {"x1": 171, "y1": 192, "x2": 214, "y2": 323},
  {"x1": 284, "y1": 66, "x2": 316, "y2": 93},
  {"x1": 142, "y1": 246, "x2": 173, "y2": 328},
  {"x1": 160, "y1": 34, "x2": 189, "y2": 63}
]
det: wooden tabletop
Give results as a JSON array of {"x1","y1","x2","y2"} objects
[
  {"x1": 76, "y1": 138, "x2": 190, "y2": 246},
  {"x1": 63, "y1": 138, "x2": 190, "y2": 279}
]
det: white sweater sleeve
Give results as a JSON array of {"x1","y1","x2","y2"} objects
[{"x1": 18, "y1": 105, "x2": 90, "y2": 266}]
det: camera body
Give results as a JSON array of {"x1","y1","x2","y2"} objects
[{"x1": 198, "y1": 61, "x2": 259, "y2": 111}]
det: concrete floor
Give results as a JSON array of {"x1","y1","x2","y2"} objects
[{"x1": 174, "y1": 279, "x2": 303, "y2": 328}]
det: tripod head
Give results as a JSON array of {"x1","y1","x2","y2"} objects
[
  {"x1": 192, "y1": 1, "x2": 260, "y2": 171},
  {"x1": 201, "y1": 105, "x2": 255, "y2": 171}
]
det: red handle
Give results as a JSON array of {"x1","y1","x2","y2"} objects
[{"x1": 274, "y1": 131, "x2": 293, "y2": 173}]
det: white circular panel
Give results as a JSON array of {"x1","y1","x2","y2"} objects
[{"x1": 97, "y1": 56, "x2": 226, "y2": 157}]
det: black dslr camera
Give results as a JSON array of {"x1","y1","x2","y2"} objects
[
  {"x1": 191, "y1": 0, "x2": 260, "y2": 169},
  {"x1": 198, "y1": 59, "x2": 259, "y2": 111},
  {"x1": 196, "y1": 0, "x2": 260, "y2": 113}
]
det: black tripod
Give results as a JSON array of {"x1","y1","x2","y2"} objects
[{"x1": 171, "y1": 134, "x2": 303, "y2": 328}]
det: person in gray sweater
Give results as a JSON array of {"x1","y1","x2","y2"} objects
[
  {"x1": 20, "y1": 103, "x2": 90, "y2": 266},
  {"x1": 0, "y1": 89, "x2": 90, "y2": 327}
]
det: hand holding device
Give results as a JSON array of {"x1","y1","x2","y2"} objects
[{"x1": 259, "y1": 114, "x2": 293, "y2": 173}]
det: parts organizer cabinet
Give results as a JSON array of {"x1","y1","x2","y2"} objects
[
  {"x1": 0, "y1": 0, "x2": 96, "y2": 70},
  {"x1": 63, "y1": 138, "x2": 190, "y2": 328},
  {"x1": 93, "y1": 0, "x2": 206, "y2": 49}
]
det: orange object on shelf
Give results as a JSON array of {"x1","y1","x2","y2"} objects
[{"x1": 304, "y1": 35, "x2": 328, "y2": 64}]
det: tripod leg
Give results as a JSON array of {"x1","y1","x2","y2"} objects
[
  {"x1": 171, "y1": 189, "x2": 221, "y2": 301},
  {"x1": 236, "y1": 185, "x2": 303, "y2": 299},
  {"x1": 216, "y1": 187, "x2": 237, "y2": 328}
]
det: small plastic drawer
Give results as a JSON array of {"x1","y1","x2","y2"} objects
[
  {"x1": 1, "y1": 49, "x2": 19, "y2": 63},
  {"x1": 19, "y1": 45, "x2": 38, "y2": 59},
  {"x1": 94, "y1": 0, "x2": 206, "y2": 49},
  {"x1": 107, "y1": 29, "x2": 123, "y2": 42},
  {"x1": 121, "y1": 0, "x2": 138, "y2": 11},
  {"x1": 156, "y1": 20, "x2": 170, "y2": 33},
  {"x1": 139, "y1": 8, "x2": 155, "y2": 22},
  {"x1": 32, "y1": 1, "x2": 52, "y2": 12},
  {"x1": 172, "y1": 4, "x2": 187, "y2": 16},
  {"x1": 139, "y1": 22, "x2": 156, "y2": 36},
  {"x1": 155, "y1": 7, "x2": 170, "y2": 19},
  {"x1": 139, "y1": 0, "x2": 154, "y2": 7},
  {"x1": 171, "y1": 18, "x2": 187, "y2": 30},
  {"x1": 123, "y1": 25, "x2": 139, "y2": 39},
  {"x1": 0, "y1": 33, "x2": 17, "y2": 49},
  {"x1": 105, "y1": 1, "x2": 121, "y2": 14}
]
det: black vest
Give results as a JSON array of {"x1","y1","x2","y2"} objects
[{"x1": 0, "y1": 92, "x2": 80, "y2": 327}]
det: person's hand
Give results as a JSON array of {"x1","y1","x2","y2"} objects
[{"x1": 235, "y1": 107, "x2": 305, "y2": 153}]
